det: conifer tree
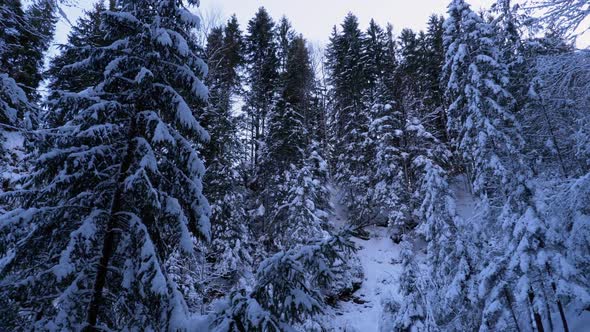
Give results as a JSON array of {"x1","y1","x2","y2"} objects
[
  {"x1": 391, "y1": 240, "x2": 433, "y2": 331},
  {"x1": 266, "y1": 36, "x2": 331, "y2": 249},
  {"x1": 325, "y1": 14, "x2": 374, "y2": 226},
  {"x1": 244, "y1": 7, "x2": 279, "y2": 173},
  {"x1": 443, "y1": 1, "x2": 586, "y2": 330},
  {"x1": 1, "y1": 0, "x2": 57, "y2": 102},
  {"x1": 0, "y1": 0, "x2": 47, "y2": 192},
  {"x1": 202, "y1": 16, "x2": 252, "y2": 299},
  {"x1": 212, "y1": 233, "x2": 355, "y2": 331},
  {"x1": 0, "y1": 1, "x2": 210, "y2": 329},
  {"x1": 423, "y1": 15, "x2": 447, "y2": 140},
  {"x1": 276, "y1": 16, "x2": 295, "y2": 74},
  {"x1": 46, "y1": 2, "x2": 111, "y2": 125},
  {"x1": 22, "y1": 0, "x2": 58, "y2": 101}
]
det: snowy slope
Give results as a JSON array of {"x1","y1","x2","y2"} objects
[
  {"x1": 326, "y1": 186, "x2": 403, "y2": 331},
  {"x1": 329, "y1": 225, "x2": 402, "y2": 331}
]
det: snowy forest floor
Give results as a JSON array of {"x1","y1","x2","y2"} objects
[
  {"x1": 328, "y1": 225, "x2": 402, "y2": 331},
  {"x1": 322, "y1": 179, "x2": 590, "y2": 332},
  {"x1": 323, "y1": 186, "x2": 403, "y2": 331}
]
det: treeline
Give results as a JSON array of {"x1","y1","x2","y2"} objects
[{"x1": 0, "y1": 0, "x2": 589, "y2": 331}]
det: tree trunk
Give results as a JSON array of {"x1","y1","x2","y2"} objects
[
  {"x1": 529, "y1": 288, "x2": 545, "y2": 332},
  {"x1": 504, "y1": 287, "x2": 522, "y2": 332},
  {"x1": 551, "y1": 281, "x2": 569, "y2": 332},
  {"x1": 546, "y1": 264, "x2": 570, "y2": 332},
  {"x1": 84, "y1": 117, "x2": 137, "y2": 330}
]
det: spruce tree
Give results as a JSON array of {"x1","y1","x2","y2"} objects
[
  {"x1": 202, "y1": 16, "x2": 252, "y2": 300},
  {"x1": 1, "y1": 0, "x2": 57, "y2": 102},
  {"x1": 423, "y1": 15, "x2": 447, "y2": 140},
  {"x1": 276, "y1": 16, "x2": 295, "y2": 74},
  {"x1": 266, "y1": 36, "x2": 331, "y2": 249},
  {"x1": 443, "y1": 1, "x2": 585, "y2": 330},
  {"x1": 0, "y1": 1, "x2": 210, "y2": 329},
  {"x1": 212, "y1": 233, "x2": 355, "y2": 331},
  {"x1": 391, "y1": 240, "x2": 432, "y2": 331},
  {"x1": 325, "y1": 13, "x2": 374, "y2": 227},
  {"x1": 0, "y1": 0, "x2": 44, "y2": 194},
  {"x1": 244, "y1": 7, "x2": 279, "y2": 173},
  {"x1": 46, "y1": 2, "x2": 111, "y2": 126}
]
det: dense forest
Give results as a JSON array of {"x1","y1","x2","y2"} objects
[{"x1": 0, "y1": 0, "x2": 589, "y2": 331}]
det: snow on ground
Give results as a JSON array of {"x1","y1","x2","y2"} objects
[
  {"x1": 328, "y1": 225, "x2": 402, "y2": 332},
  {"x1": 327, "y1": 185, "x2": 402, "y2": 331}
]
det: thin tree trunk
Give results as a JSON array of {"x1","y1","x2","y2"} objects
[
  {"x1": 551, "y1": 281, "x2": 569, "y2": 332},
  {"x1": 540, "y1": 102, "x2": 568, "y2": 177},
  {"x1": 504, "y1": 287, "x2": 522, "y2": 332},
  {"x1": 84, "y1": 117, "x2": 137, "y2": 330},
  {"x1": 546, "y1": 264, "x2": 570, "y2": 332},
  {"x1": 540, "y1": 280, "x2": 555, "y2": 332},
  {"x1": 529, "y1": 288, "x2": 545, "y2": 332}
]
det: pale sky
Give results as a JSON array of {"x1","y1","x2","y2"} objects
[
  {"x1": 53, "y1": 0, "x2": 497, "y2": 49},
  {"x1": 49, "y1": 0, "x2": 588, "y2": 56},
  {"x1": 198, "y1": 0, "x2": 496, "y2": 45}
]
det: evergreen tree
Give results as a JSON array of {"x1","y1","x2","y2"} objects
[
  {"x1": 0, "y1": 1, "x2": 210, "y2": 329},
  {"x1": 408, "y1": 159, "x2": 480, "y2": 331},
  {"x1": 369, "y1": 101, "x2": 407, "y2": 229},
  {"x1": 202, "y1": 16, "x2": 252, "y2": 301},
  {"x1": 443, "y1": 1, "x2": 586, "y2": 330},
  {"x1": 391, "y1": 240, "x2": 433, "y2": 331},
  {"x1": 211, "y1": 233, "x2": 355, "y2": 331},
  {"x1": 244, "y1": 7, "x2": 279, "y2": 173},
  {"x1": 423, "y1": 15, "x2": 447, "y2": 140},
  {"x1": 443, "y1": 0, "x2": 523, "y2": 198},
  {"x1": 23, "y1": 0, "x2": 58, "y2": 101},
  {"x1": 325, "y1": 14, "x2": 374, "y2": 227},
  {"x1": 1, "y1": 0, "x2": 57, "y2": 102},
  {"x1": 362, "y1": 19, "x2": 388, "y2": 100},
  {"x1": 266, "y1": 36, "x2": 331, "y2": 249},
  {"x1": 276, "y1": 16, "x2": 295, "y2": 73},
  {"x1": 46, "y1": 2, "x2": 111, "y2": 126},
  {"x1": 0, "y1": 0, "x2": 46, "y2": 193}
]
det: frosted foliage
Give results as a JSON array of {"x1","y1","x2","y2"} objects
[{"x1": 0, "y1": 0, "x2": 210, "y2": 330}]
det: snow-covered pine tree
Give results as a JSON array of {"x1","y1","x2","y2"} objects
[
  {"x1": 368, "y1": 100, "x2": 407, "y2": 229},
  {"x1": 443, "y1": 2, "x2": 530, "y2": 329},
  {"x1": 45, "y1": 2, "x2": 111, "y2": 126},
  {"x1": 21, "y1": 0, "x2": 58, "y2": 102},
  {"x1": 202, "y1": 17, "x2": 253, "y2": 302},
  {"x1": 362, "y1": 21, "x2": 411, "y2": 231},
  {"x1": 244, "y1": 7, "x2": 279, "y2": 173},
  {"x1": 211, "y1": 233, "x2": 355, "y2": 331},
  {"x1": 276, "y1": 16, "x2": 295, "y2": 74},
  {"x1": 368, "y1": 22, "x2": 451, "y2": 236},
  {"x1": 422, "y1": 15, "x2": 447, "y2": 141},
  {"x1": 1, "y1": 0, "x2": 56, "y2": 102},
  {"x1": 265, "y1": 36, "x2": 331, "y2": 249},
  {"x1": 390, "y1": 240, "x2": 434, "y2": 332},
  {"x1": 0, "y1": 0, "x2": 50, "y2": 197},
  {"x1": 443, "y1": 1, "x2": 586, "y2": 330},
  {"x1": 325, "y1": 13, "x2": 374, "y2": 227},
  {"x1": 443, "y1": 0, "x2": 524, "y2": 200},
  {"x1": 413, "y1": 157, "x2": 480, "y2": 331},
  {"x1": 0, "y1": 0, "x2": 210, "y2": 329},
  {"x1": 362, "y1": 19, "x2": 389, "y2": 101}
]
